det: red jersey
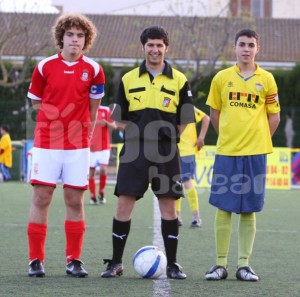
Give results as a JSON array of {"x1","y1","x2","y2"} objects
[
  {"x1": 27, "y1": 52, "x2": 105, "y2": 149},
  {"x1": 90, "y1": 106, "x2": 113, "y2": 152}
]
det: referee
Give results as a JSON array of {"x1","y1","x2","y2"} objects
[{"x1": 101, "y1": 25, "x2": 195, "y2": 279}]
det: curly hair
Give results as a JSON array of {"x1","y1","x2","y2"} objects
[{"x1": 52, "y1": 13, "x2": 97, "y2": 52}]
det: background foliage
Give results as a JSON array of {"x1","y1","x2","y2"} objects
[{"x1": 0, "y1": 61, "x2": 299, "y2": 148}]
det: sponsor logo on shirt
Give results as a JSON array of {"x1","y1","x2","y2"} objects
[
  {"x1": 64, "y1": 70, "x2": 74, "y2": 74},
  {"x1": 228, "y1": 91, "x2": 259, "y2": 108}
]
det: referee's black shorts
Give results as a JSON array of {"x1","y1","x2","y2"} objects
[{"x1": 114, "y1": 141, "x2": 183, "y2": 199}]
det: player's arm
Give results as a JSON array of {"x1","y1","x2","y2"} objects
[
  {"x1": 89, "y1": 99, "x2": 101, "y2": 139},
  {"x1": 111, "y1": 81, "x2": 129, "y2": 132},
  {"x1": 177, "y1": 80, "x2": 194, "y2": 136},
  {"x1": 210, "y1": 107, "x2": 220, "y2": 135},
  {"x1": 31, "y1": 99, "x2": 41, "y2": 112},
  {"x1": 0, "y1": 141, "x2": 4, "y2": 154},
  {"x1": 115, "y1": 121, "x2": 126, "y2": 131},
  {"x1": 268, "y1": 112, "x2": 280, "y2": 136},
  {"x1": 106, "y1": 120, "x2": 118, "y2": 130},
  {"x1": 89, "y1": 64, "x2": 105, "y2": 137},
  {"x1": 195, "y1": 114, "x2": 210, "y2": 150}
]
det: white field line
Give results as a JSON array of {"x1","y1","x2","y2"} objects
[{"x1": 152, "y1": 195, "x2": 171, "y2": 297}]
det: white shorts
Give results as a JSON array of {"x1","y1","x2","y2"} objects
[
  {"x1": 30, "y1": 147, "x2": 89, "y2": 189},
  {"x1": 90, "y1": 149, "x2": 110, "y2": 168}
]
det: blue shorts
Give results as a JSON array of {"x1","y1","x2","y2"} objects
[
  {"x1": 180, "y1": 155, "x2": 196, "y2": 182},
  {"x1": 0, "y1": 163, "x2": 11, "y2": 181},
  {"x1": 209, "y1": 154, "x2": 267, "y2": 213}
]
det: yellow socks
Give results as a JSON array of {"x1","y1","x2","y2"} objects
[
  {"x1": 238, "y1": 212, "x2": 256, "y2": 268},
  {"x1": 215, "y1": 209, "x2": 232, "y2": 267},
  {"x1": 175, "y1": 198, "x2": 182, "y2": 212},
  {"x1": 186, "y1": 187, "x2": 199, "y2": 213}
]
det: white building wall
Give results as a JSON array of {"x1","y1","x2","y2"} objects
[
  {"x1": 3, "y1": 0, "x2": 298, "y2": 18},
  {"x1": 272, "y1": 0, "x2": 300, "y2": 19},
  {"x1": 51, "y1": 0, "x2": 230, "y2": 16}
]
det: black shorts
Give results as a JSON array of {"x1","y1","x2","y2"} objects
[{"x1": 114, "y1": 141, "x2": 183, "y2": 199}]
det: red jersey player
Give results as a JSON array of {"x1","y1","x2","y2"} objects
[
  {"x1": 26, "y1": 13, "x2": 105, "y2": 277},
  {"x1": 89, "y1": 105, "x2": 116, "y2": 205}
]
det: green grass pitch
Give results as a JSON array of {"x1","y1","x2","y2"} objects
[{"x1": 0, "y1": 182, "x2": 299, "y2": 297}]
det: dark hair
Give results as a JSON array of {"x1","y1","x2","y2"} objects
[
  {"x1": 140, "y1": 26, "x2": 169, "y2": 46},
  {"x1": 0, "y1": 125, "x2": 9, "y2": 133},
  {"x1": 235, "y1": 29, "x2": 259, "y2": 45}
]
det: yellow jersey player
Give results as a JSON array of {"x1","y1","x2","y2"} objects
[
  {"x1": 176, "y1": 107, "x2": 210, "y2": 228},
  {"x1": 205, "y1": 29, "x2": 280, "y2": 281},
  {"x1": 0, "y1": 125, "x2": 12, "y2": 181}
]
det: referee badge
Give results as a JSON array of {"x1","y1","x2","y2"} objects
[{"x1": 162, "y1": 97, "x2": 171, "y2": 107}]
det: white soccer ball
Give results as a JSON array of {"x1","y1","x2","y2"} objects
[{"x1": 133, "y1": 245, "x2": 167, "y2": 279}]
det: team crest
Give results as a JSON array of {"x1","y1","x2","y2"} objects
[
  {"x1": 228, "y1": 81, "x2": 233, "y2": 87},
  {"x1": 81, "y1": 70, "x2": 89, "y2": 81},
  {"x1": 255, "y1": 83, "x2": 263, "y2": 92},
  {"x1": 162, "y1": 97, "x2": 171, "y2": 107}
]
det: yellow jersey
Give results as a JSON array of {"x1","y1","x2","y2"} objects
[
  {"x1": 0, "y1": 133, "x2": 12, "y2": 168},
  {"x1": 178, "y1": 107, "x2": 207, "y2": 157},
  {"x1": 206, "y1": 64, "x2": 280, "y2": 156}
]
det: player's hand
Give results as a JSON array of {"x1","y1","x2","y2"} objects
[
  {"x1": 97, "y1": 119, "x2": 107, "y2": 126},
  {"x1": 195, "y1": 138, "x2": 204, "y2": 151}
]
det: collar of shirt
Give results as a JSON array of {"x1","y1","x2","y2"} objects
[
  {"x1": 233, "y1": 63, "x2": 262, "y2": 76},
  {"x1": 139, "y1": 60, "x2": 173, "y2": 79}
]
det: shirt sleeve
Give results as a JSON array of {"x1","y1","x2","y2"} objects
[
  {"x1": 90, "y1": 65, "x2": 106, "y2": 99},
  {"x1": 27, "y1": 64, "x2": 45, "y2": 101},
  {"x1": 265, "y1": 73, "x2": 280, "y2": 114},
  {"x1": 194, "y1": 107, "x2": 206, "y2": 123},
  {"x1": 177, "y1": 80, "x2": 195, "y2": 125},
  {"x1": 206, "y1": 74, "x2": 222, "y2": 111}
]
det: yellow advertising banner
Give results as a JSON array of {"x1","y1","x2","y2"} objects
[
  {"x1": 115, "y1": 144, "x2": 291, "y2": 190},
  {"x1": 265, "y1": 147, "x2": 291, "y2": 189},
  {"x1": 195, "y1": 145, "x2": 215, "y2": 188},
  {"x1": 195, "y1": 146, "x2": 291, "y2": 190}
]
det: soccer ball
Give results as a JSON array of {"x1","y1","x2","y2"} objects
[{"x1": 133, "y1": 245, "x2": 167, "y2": 278}]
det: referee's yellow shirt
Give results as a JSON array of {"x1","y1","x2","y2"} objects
[{"x1": 113, "y1": 60, "x2": 194, "y2": 142}]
